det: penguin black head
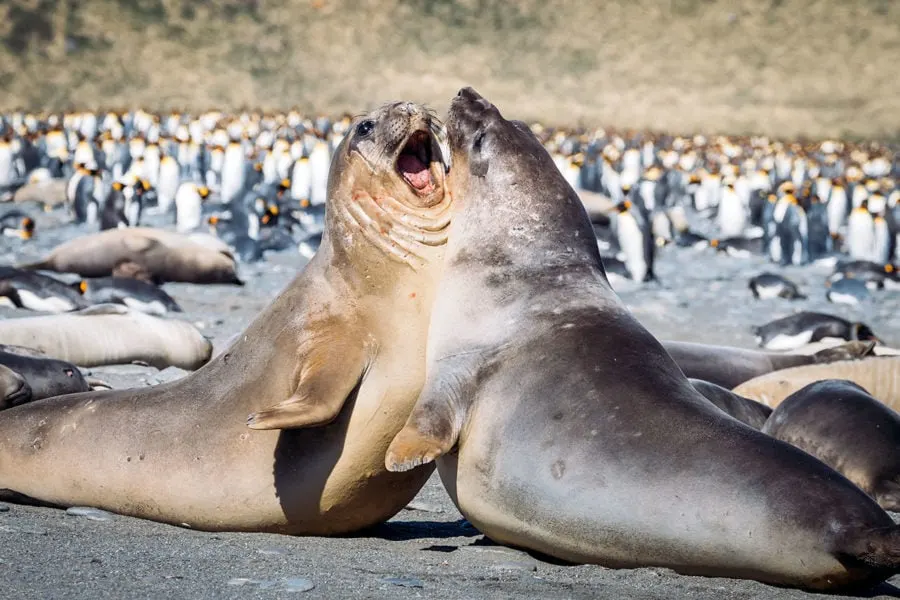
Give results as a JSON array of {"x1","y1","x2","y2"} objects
[
  {"x1": 852, "y1": 323, "x2": 881, "y2": 344},
  {"x1": 616, "y1": 200, "x2": 632, "y2": 213}
]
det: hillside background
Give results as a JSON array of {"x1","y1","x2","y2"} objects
[{"x1": 2, "y1": 0, "x2": 898, "y2": 139}]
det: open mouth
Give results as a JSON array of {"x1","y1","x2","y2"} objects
[{"x1": 396, "y1": 130, "x2": 439, "y2": 196}]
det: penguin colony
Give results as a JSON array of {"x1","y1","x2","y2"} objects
[
  {"x1": 1, "y1": 111, "x2": 898, "y2": 357},
  {"x1": 0, "y1": 108, "x2": 344, "y2": 402},
  {"x1": 545, "y1": 128, "x2": 898, "y2": 351}
]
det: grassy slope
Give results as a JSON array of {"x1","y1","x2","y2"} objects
[{"x1": 1, "y1": 0, "x2": 899, "y2": 139}]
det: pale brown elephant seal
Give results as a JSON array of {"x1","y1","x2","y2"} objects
[
  {"x1": 385, "y1": 88, "x2": 900, "y2": 591},
  {"x1": 762, "y1": 379, "x2": 900, "y2": 512},
  {"x1": 0, "y1": 304, "x2": 211, "y2": 369},
  {"x1": 662, "y1": 339, "x2": 876, "y2": 389},
  {"x1": 0, "y1": 101, "x2": 451, "y2": 534},
  {"x1": 19, "y1": 227, "x2": 243, "y2": 285},
  {"x1": 733, "y1": 356, "x2": 900, "y2": 410}
]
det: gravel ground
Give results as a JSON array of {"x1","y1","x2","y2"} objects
[{"x1": 2, "y1": 204, "x2": 900, "y2": 599}]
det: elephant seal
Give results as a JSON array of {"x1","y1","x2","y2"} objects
[
  {"x1": 0, "y1": 101, "x2": 451, "y2": 534},
  {"x1": 688, "y1": 378, "x2": 771, "y2": 429},
  {"x1": 762, "y1": 379, "x2": 900, "y2": 512},
  {"x1": 662, "y1": 339, "x2": 875, "y2": 389},
  {"x1": 385, "y1": 88, "x2": 900, "y2": 591},
  {"x1": 0, "y1": 348, "x2": 89, "y2": 402},
  {"x1": 19, "y1": 227, "x2": 243, "y2": 285},
  {"x1": 0, "y1": 304, "x2": 211, "y2": 369},
  {"x1": 733, "y1": 356, "x2": 900, "y2": 410},
  {"x1": 0, "y1": 364, "x2": 31, "y2": 409}
]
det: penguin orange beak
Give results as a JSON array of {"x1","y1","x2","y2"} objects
[{"x1": 300, "y1": 199, "x2": 310, "y2": 208}]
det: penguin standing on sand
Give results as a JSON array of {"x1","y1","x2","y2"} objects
[
  {"x1": 613, "y1": 200, "x2": 655, "y2": 282},
  {"x1": 156, "y1": 152, "x2": 180, "y2": 214},
  {"x1": 308, "y1": 138, "x2": 330, "y2": 208},
  {"x1": 827, "y1": 178, "x2": 849, "y2": 238},
  {"x1": 776, "y1": 194, "x2": 809, "y2": 266},
  {"x1": 175, "y1": 182, "x2": 211, "y2": 232},
  {"x1": 872, "y1": 213, "x2": 893, "y2": 265},
  {"x1": 847, "y1": 201, "x2": 875, "y2": 261},
  {"x1": 124, "y1": 179, "x2": 149, "y2": 227},
  {"x1": 72, "y1": 166, "x2": 103, "y2": 224},
  {"x1": 100, "y1": 181, "x2": 129, "y2": 230},
  {"x1": 805, "y1": 195, "x2": 832, "y2": 260},
  {"x1": 219, "y1": 141, "x2": 245, "y2": 205},
  {"x1": 717, "y1": 179, "x2": 747, "y2": 238},
  {"x1": 290, "y1": 156, "x2": 312, "y2": 207}
]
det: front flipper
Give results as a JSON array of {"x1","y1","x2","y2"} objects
[
  {"x1": 385, "y1": 364, "x2": 476, "y2": 472},
  {"x1": 246, "y1": 336, "x2": 369, "y2": 430}
]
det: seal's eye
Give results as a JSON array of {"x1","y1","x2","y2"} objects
[{"x1": 356, "y1": 120, "x2": 375, "y2": 138}]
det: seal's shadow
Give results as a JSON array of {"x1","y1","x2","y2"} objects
[{"x1": 271, "y1": 383, "x2": 364, "y2": 525}]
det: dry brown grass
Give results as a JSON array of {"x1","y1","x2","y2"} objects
[{"x1": 2, "y1": 0, "x2": 899, "y2": 139}]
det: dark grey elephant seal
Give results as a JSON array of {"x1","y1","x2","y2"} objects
[
  {"x1": 0, "y1": 102, "x2": 451, "y2": 534},
  {"x1": 688, "y1": 378, "x2": 771, "y2": 429},
  {"x1": 385, "y1": 88, "x2": 900, "y2": 591},
  {"x1": 0, "y1": 364, "x2": 31, "y2": 409},
  {"x1": 0, "y1": 348, "x2": 89, "y2": 403},
  {"x1": 663, "y1": 340, "x2": 875, "y2": 389},
  {"x1": 762, "y1": 379, "x2": 900, "y2": 512}
]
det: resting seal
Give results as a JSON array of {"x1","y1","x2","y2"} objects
[
  {"x1": 0, "y1": 364, "x2": 31, "y2": 409},
  {"x1": 0, "y1": 102, "x2": 451, "y2": 534},
  {"x1": 688, "y1": 378, "x2": 771, "y2": 429},
  {"x1": 662, "y1": 339, "x2": 876, "y2": 389},
  {"x1": 733, "y1": 356, "x2": 900, "y2": 410},
  {"x1": 20, "y1": 228, "x2": 243, "y2": 285},
  {"x1": 0, "y1": 304, "x2": 211, "y2": 369},
  {"x1": 0, "y1": 347, "x2": 89, "y2": 402},
  {"x1": 762, "y1": 379, "x2": 900, "y2": 512},
  {"x1": 385, "y1": 88, "x2": 900, "y2": 591}
]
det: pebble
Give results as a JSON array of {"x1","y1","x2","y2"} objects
[
  {"x1": 403, "y1": 501, "x2": 444, "y2": 513},
  {"x1": 490, "y1": 561, "x2": 538, "y2": 572},
  {"x1": 381, "y1": 576, "x2": 424, "y2": 588},
  {"x1": 65, "y1": 506, "x2": 114, "y2": 521},
  {"x1": 0, "y1": 503, "x2": 10, "y2": 512},
  {"x1": 228, "y1": 577, "x2": 315, "y2": 592}
]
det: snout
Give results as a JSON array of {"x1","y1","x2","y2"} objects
[{"x1": 448, "y1": 87, "x2": 495, "y2": 149}]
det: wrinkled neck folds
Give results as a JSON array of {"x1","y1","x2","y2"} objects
[{"x1": 338, "y1": 185, "x2": 451, "y2": 270}]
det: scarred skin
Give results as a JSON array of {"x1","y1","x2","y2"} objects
[
  {"x1": 0, "y1": 102, "x2": 450, "y2": 534},
  {"x1": 385, "y1": 88, "x2": 900, "y2": 591}
]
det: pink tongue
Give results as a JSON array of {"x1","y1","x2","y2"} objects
[{"x1": 398, "y1": 154, "x2": 431, "y2": 190}]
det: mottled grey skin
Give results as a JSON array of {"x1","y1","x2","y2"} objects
[
  {"x1": 0, "y1": 349, "x2": 89, "y2": 403},
  {"x1": 0, "y1": 364, "x2": 31, "y2": 409},
  {"x1": 688, "y1": 378, "x2": 772, "y2": 429},
  {"x1": 0, "y1": 102, "x2": 451, "y2": 534},
  {"x1": 385, "y1": 88, "x2": 900, "y2": 591},
  {"x1": 762, "y1": 379, "x2": 900, "y2": 512},
  {"x1": 663, "y1": 340, "x2": 874, "y2": 389}
]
